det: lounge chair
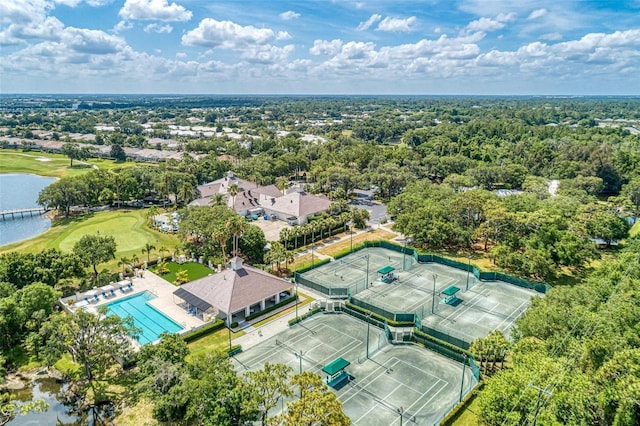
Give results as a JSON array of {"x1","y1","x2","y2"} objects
[
  {"x1": 127, "y1": 283, "x2": 133, "y2": 291},
  {"x1": 110, "y1": 289, "x2": 116, "y2": 297},
  {"x1": 119, "y1": 286, "x2": 126, "y2": 294},
  {"x1": 84, "y1": 297, "x2": 91, "y2": 304},
  {"x1": 93, "y1": 294, "x2": 100, "y2": 302},
  {"x1": 101, "y1": 291, "x2": 109, "y2": 298}
]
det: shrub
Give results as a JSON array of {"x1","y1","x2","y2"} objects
[
  {"x1": 182, "y1": 318, "x2": 225, "y2": 343},
  {"x1": 288, "y1": 307, "x2": 322, "y2": 326}
]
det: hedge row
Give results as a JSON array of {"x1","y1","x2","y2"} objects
[
  {"x1": 332, "y1": 242, "x2": 367, "y2": 261},
  {"x1": 288, "y1": 307, "x2": 322, "y2": 326},
  {"x1": 294, "y1": 258, "x2": 331, "y2": 274},
  {"x1": 245, "y1": 294, "x2": 297, "y2": 321},
  {"x1": 344, "y1": 302, "x2": 414, "y2": 328},
  {"x1": 228, "y1": 345, "x2": 243, "y2": 356},
  {"x1": 182, "y1": 318, "x2": 225, "y2": 343},
  {"x1": 413, "y1": 328, "x2": 472, "y2": 357}
]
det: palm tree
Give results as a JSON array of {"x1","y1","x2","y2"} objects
[
  {"x1": 275, "y1": 176, "x2": 289, "y2": 195},
  {"x1": 209, "y1": 193, "x2": 225, "y2": 207},
  {"x1": 279, "y1": 227, "x2": 291, "y2": 250},
  {"x1": 226, "y1": 215, "x2": 246, "y2": 257},
  {"x1": 142, "y1": 243, "x2": 156, "y2": 263},
  {"x1": 283, "y1": 248, "x2": 295, "y2": 272},
  {"x1": 158, "y1": 246, "x2": 168, "y2": 261},
  {"x1": 131, "y1": 254, "x2": 140, "y2": 269},
  {"x1": 325, "y1": 217, "x2": 338, "y2": 238},
  {"x1": 212, "y1": 226, "x2": 230, "y2": 265},
  {"x1": 178, "y1": 182, "x2": 195, "y2": 206},
  {"x1": 175, "y1": 269, "x2": 189, "y2": 285},
  {"x1": 147, "y1": 205, "x2": 160, "y2": 227},
  {"x1": 118, "y1": 257, "x2": 131, "y2": 274},
  {"x1": 227, "y1": 183, "x2": 240, "y2": 210}
]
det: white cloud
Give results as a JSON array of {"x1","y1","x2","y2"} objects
[
  {"x1": 144, "y1": 23, "x2": 173, "y2": 33},
  {"x1": 119, "y1": 0, "x2": 192, "y2": 22},
  {"x1": 465, "y1": 13, "x2": 515, "y2": 33},
  {"x1": 242, "y1": 44, "x2": 294, "y2": 64},
  {"x1": 310, "y1": 39, "x2": 343, "y2": 56},
  {"x1": 0, "y1": 15, "x2": 64, "y2": 45},
  {"x1": 276, "y1": 31, "x2": 291, "y2": 41},
  {"x1": 113, "y1": 20, "x2": 133, "y2": 33},
  {"x1": 62, "y1": 27, "x2": 127, "y2": 54},
  {"x1": 279, "y1": 10, "x2": 300, "y2": 20},
  {"x1": 376, "y1": 16, "x2": 416, "y2": 32},
  {"x1": 540, "y1": 32, "x2": 562, "y2": 41},
  {"x1": 357, "y1": 14, "x2": 381, "y2": 31},
  {"x1": 175, "y1": 52, "x2": 187, "y2": 59},
  {"x1": 527, "y1": 8, "x2": 547, "y2": 20},
  {"x1": 182, "y1": 18, "x2": 276, "y2": 49}
]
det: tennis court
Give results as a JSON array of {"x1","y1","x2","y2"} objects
[
  {"x1": 300, "y1": 247, "x2": 539, "y2": 345},
  {"x1": 298, "y1": 247, "x2": 419, "y2": 296},
  {"x1": 232, "y1": 313, "x2": 475, "y2": 425}
]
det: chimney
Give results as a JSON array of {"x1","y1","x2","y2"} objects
[{"x1": 230, "y1": 256, "x2": 244, "y2": 271}]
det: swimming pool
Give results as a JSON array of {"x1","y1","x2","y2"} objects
[{"x1": 105, "y1": 291, "x2": 183, "y2": 345}]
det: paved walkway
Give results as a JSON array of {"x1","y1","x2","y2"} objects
[
  {"x1": 61, "y1": 270, "x2": 206, "y2": 332},
  {"x1": 233, "y1": 287, "x2": 326, "y2": 351}
]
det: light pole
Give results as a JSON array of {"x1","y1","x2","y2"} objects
[
  {"x1": 459, "y1": 353, "x2": 467, "y2": 402},
  {"x1": 365, "y1": 254, "x2": 370, "y2": 289},
  {"x1": 402, "y1": 239, "x2": 407, "y2": 271},
  {"x1": 432, "y1": 274, "x2": 438, "y2": 314},
  {"x1": 366, "y1": 313, "x2": 371, "y2": 359},
  {"x1": 349, "y1": 221, "x2": 353, "y2": 253},
  {"x1": 227, "y1": 317, "x2": 232, "y2": 353},
  {"x1": 297, "y1": 350, "x2": 304, "y2": 374},
  {"x1": 466, "y1": 255, "x2": 471, "y2": 290},
  {"x1": 397, "y1": 407, "x2": 404, "y2": 426},
  {"x1": 295, "y1": 281, "x2": 299, "y2": 322}
]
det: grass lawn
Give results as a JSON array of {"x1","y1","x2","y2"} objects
[
  {"x1": 153, "y1": 261, "x2": 213, "y2": 284},
  {"x1": 0, "y1": 149, "x2": 138, "y2": 178},
  {"x1": 187, "y1": 292, "x2": 315, "y2": 360},
  {"x1": 0, "y1": 209, "x2": 180, "y2": 272},
  {"x1": 315, "y1": 227, "x2": 397, "y2": 256},
  {"x1": 631, "y1": 220, "x2": 640, "y2": 237},
  {"x1": 187, "y1": 328, "x2": 246, "y2": 361},
  {"x1": 446, "y1": 390, "x2": 482, "y2": 426}
]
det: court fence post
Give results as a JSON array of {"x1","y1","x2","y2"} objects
[
  {"x1": 459, "y1": 353, "x2": 467, "y2": 402},
  {"x1": 432, "y1": 274, "x2": 437, "y2": 314}
]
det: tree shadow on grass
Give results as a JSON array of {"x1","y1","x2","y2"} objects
[{"x1": 52, "y1": 213, "x2": 96, "y2": 227}]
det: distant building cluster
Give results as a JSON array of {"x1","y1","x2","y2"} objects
[{"x1": 190, "y1": 171, "x2": 332, "y2": 225}]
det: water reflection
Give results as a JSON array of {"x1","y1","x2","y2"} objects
[{"x1": 9, "y1": 377, "x2": 113, "y2": 425}]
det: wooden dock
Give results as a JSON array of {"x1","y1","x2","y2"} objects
[{"x1": 0, "y1": 207, "x2": 50, "y2": 221}]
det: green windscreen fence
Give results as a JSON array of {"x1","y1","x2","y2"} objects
[
  {"x1": 350, "y1": 298, "x2": 396, "y2": 321},
  {"x1": 294, "y1": 273, "x2": 349, "y2": 297},
  {"x1": 360, "y1": 240, "x2": 550, "y2": 294},
  {"x1": 421, "y1": 326, "x2": 471, "y2": 350}
]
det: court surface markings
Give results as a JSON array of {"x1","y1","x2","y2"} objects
[{"x1": 346, "y1": 357, "x2": 447, "y2": 424}]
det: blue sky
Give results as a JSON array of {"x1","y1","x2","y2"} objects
[{"x1": 1, "y1": 0, "x2": 639, "y2": 94}]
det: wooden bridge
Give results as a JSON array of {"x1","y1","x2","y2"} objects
[{"x1": 0, "y1": 207, "x2": 50, "y2": 221}]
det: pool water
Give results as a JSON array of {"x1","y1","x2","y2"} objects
[{"x1": 106, "y1": 291, "x2": 183, "y2": 345}]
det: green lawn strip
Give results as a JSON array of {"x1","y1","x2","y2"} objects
[
  {"x1": 0, "y1": 209, "x2": 180, "y2": 272},
  {"x1": 187, "y1": 328, "x2": 246, "y2": 361},
  {"x1": 630, "y1": 220, "x2": 640, "y2": 237},
  {"x1": 153, "y1": 261, "x2": 213, "y2": 284},
  {"x1": 185, "y1": 291, "x2": 315, "y2": 359},
  {"x1": 446, "y1": 389, "x2": 482, "y2": 426}
]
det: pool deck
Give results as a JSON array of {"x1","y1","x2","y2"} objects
[{"x1": 61, "y1": 271, "x2": 206, "y2": 333}]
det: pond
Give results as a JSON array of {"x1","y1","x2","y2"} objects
[
  {"x1": 8, "y1": 375, "x2": 113, "y2": 425},
  {"x1": 0, "y1": 173, "x2": 56, "y2": 246}
]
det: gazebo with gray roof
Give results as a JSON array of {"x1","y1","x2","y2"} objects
[{"x1": 173, "y1": 257, "x2": 293, "y2": 326}]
